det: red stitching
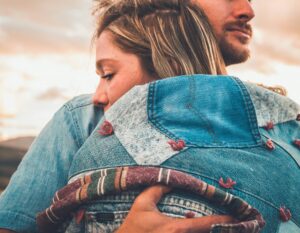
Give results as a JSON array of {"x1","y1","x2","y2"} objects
[
  {"x1": 265, "y1": 139, "x2": 275, "y2": 151},
  {"x1": 219, "y1": 177, "x2": 236, "y2": 189},
  {"x1": 293, "y1": 139, "x2": 300, "y2": 149},
  {"x1": 279, "y1": 206, "x2": 291, "y2": 222},
  {"x1": 264, "y1": 122, "x2": 274, "y2": 130},
  {"x1": 98, "y1": 120, "x2": 114, "y2": 136},
  {"x1": 168, "y1": 140, "x2": 185, "y2": 151}
]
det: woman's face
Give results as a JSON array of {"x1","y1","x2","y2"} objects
[{"x1": 93, "y1": 31, "x2": 155, "y2": 111}]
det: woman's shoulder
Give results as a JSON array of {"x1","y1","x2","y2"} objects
[
  {"x1": 54, "y1": 94, "x2": 104, "y2": 143},
  {"x1": 63, "y1": 94, "x2": 94, "y2": 111}
]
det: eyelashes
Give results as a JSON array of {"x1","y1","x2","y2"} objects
[{"x1": 101, "y1": 73, "x2": 114, "y2": 80}]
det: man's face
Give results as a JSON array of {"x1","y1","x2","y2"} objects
[{"x1": 193, "y1": 0, "x2": 255, "y2": 66}]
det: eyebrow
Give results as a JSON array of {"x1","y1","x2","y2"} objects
[{"x1": 95, "y1": 58, "x2": 118, "y2": 72}]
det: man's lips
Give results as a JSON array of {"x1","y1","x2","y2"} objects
[
  {"x1": 226, "y1": 26, "x2": 252, "y2": 38},
  {"x1": 225, "y1": 21, "x2": 253, "y2": 39}
]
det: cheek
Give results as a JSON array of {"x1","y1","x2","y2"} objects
[
  {"x1": 107, "y1": 81, "x2": 135, "y2": 104},
  {"x1": 210, "y1": 19, "x2": 226, "y2": 41},
  {"x1": 203, "y1": 8, "x2": 227, "y2": 35}
]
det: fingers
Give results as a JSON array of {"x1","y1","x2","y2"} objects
[
  {"x1": 173, "y1": 215, "x2": 236, "y2": 233},
  {"x1": 131, "y1": 185, "x2": 172, "y2": 211}
]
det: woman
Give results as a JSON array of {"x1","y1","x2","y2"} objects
[{"x1": 91, "y1": 0, "x2": 226, "y2": 112}]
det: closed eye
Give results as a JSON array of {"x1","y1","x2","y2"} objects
[{"x1": 101, "y1": 73, "x2": 114, "y2": 80}]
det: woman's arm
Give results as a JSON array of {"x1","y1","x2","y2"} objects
[
  {"x1": 0, "y1": 104, "x2": 84, "y2": 232},
  {"x1": 117, "y1": 185, "x2": 236, "y2": 233}
]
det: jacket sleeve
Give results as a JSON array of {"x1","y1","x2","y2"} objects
[{"x1": 0, "y1": 104, "x2": 82, "y2": 233}]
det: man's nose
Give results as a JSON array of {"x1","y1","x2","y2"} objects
[
  {"x1": 92, "y1": 80, "x2": 109, "y2": 107},
  {"x1": 233, "y1": 0, "x2": 255, "y2": 22}
]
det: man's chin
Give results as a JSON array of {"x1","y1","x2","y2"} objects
[{"x1": 220, "y1": 38, "x2": 251, "y2": 66}]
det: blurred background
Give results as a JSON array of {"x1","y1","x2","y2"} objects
[{"x1": 0, "y1": 0, "x2": 300, "y2": 140}]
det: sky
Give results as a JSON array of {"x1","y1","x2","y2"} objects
[{"x1": 0, "y1": 0, "x2": 300, "y2": 140}]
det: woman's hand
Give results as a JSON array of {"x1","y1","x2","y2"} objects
[{"x1": 116, "y1": 185, "x2": 236, "y2": 233}]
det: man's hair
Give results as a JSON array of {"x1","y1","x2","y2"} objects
[{"x1": 93, "y1": 0, "x2": 226, "y2": 78}]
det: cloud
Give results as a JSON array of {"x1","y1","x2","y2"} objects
[
  {"x1": 253, "y1": 0, "x2": 300, "y2": 37},
  {"x1": 250, "y1": 0, "x2": 300, "y2": 66},
  {"x1": 0, "y1": 0, "x2": 91, "y2": 29},
  {"x1": 0, "y1": 0, "x2": 94, "y2": 55},
  {"x1": 36, "y1": 87, "x2": 69, "y2": 101}
]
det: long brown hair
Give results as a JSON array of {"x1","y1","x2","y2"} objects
[{"x1": 93, "y1": 0, "x2": 226, "y2": 78}]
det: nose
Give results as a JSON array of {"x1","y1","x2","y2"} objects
[
  {"x1": 92, "y1": 79, "x2": 109, "y2": 107},
  {"x1": 233, "y1": 0, "x2": 255, "y2": 22}
]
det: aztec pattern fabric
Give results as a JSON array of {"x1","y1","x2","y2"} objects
[{"x1": 37, "y1": 166, "x2": 265, "y2": 233}]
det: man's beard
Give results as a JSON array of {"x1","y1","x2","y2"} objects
[
  {"x1": 220, "y1": 38, "x2": 250, "y2": 66},
  {"x1": 219, "y1": 22, "x2": 253, "y2": 66}
]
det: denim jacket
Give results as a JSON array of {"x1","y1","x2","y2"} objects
[{"x1": 0, "y1": 75, "x2": 299, "y2": 233}]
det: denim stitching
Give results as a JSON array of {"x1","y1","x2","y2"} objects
[
  {"x1": 63, "y1": 104, "x2": 83, "y2": 149},
  {"x1": 231, "y1": 77, "x2": 262, "y2": 144},
  {"x1": 148, "y1": 82, "x2": 180, "y2": 140},
  {"x1": 186, "y1": 75, "x2": 218, "y2": 142},
  {"x1": 260, "y1": 132, "x2": 300, "y2": 168}
]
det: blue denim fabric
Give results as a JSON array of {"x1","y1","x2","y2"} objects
[
  {"x1": 148, "y1": 75, "x2": 261, "y2": 147},
  {"x1": 0, "y1": 95, "x2": 103, "y2": 233},
  {"x1": 0, "y1": 75, "x2": 299, "y2": 233}
]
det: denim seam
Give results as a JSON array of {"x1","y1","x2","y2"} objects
[
  {"x1": 260, "y1": 133, "x2": 300, "y2": 168},
  {"x1": 65, "y1": 95, "x2": 93, "y2": 111},
  {"x1": 187, "y1": 75, "x2": 217, "y2": 142},
  {"x1": 63, "y1": 104, "x2": 83, "y2": 148},
  {"x1": 68, "y1": 103, "x2": 93, "y2": 111},
  {"x1": 232, "y1": 77, "x2": 262, "y2": 144},
  {"x1": 148, "y1": 82, "x2": 180, "y2": 140}
]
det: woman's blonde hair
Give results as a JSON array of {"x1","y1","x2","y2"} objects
[{"x1": 93, "y1": 0, "x2": 226, "y2": 78}]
